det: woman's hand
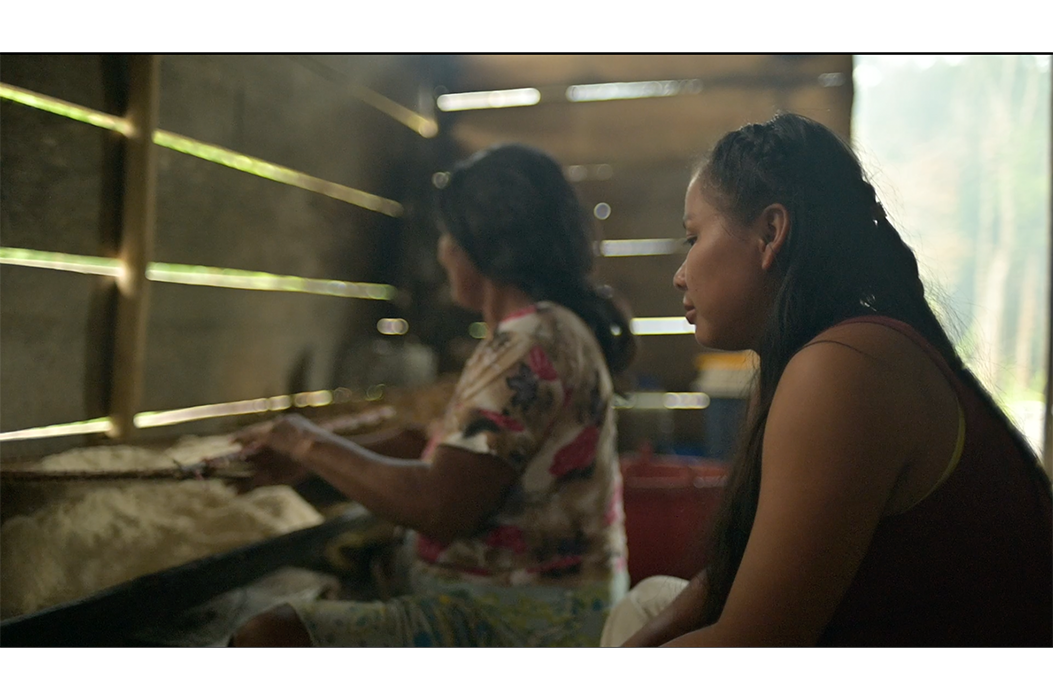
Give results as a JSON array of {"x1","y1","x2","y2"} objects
[
  {"x1": 234, "y1": 415, "x2": 329, "y2": 491},
  {"x1": 231, "y1": 415, "x2": 516, "y2": 542}
]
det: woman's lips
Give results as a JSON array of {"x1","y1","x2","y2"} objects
[{"x1": 684, "y1": 308, "x2": 696, "y2": 324}]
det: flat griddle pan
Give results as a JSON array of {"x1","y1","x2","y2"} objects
[{"x1": 0, "y1": 505, "x2": 378, "y2": 647}]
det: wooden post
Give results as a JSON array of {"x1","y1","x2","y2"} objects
[
  {"x1": 109, "y1": 55, "x2": 160, "y2": 441},
  {"x1": 838, "y1": 54, "x2": 855, "y2": 144}
]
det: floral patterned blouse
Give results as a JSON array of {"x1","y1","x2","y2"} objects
[{"x1": 415, "y1": 301, "x2": 628, "y2": 590}]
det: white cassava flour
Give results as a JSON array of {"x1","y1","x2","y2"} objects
[{"x1": 0, "y1": 439, "x2": 323, "y2": 619}]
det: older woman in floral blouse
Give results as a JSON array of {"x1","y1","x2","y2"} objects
[{"x1": 232, "y1": 144, "x2": 636, "y2": 647}]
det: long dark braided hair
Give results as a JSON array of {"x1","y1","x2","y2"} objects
[
  {"x1": 696, "y1": 113, "x2": 1049, "y2": 626},
  {"x1": 436, "y1": 143, "x2": 636, "y2": 375}
]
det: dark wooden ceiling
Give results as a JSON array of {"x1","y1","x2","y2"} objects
[
  {"x1": 442, "y1": 54, "x2": 854, "y2": 166},
  {"x1": 436, "y1": 55, "x2": 855, "y2": 391}
]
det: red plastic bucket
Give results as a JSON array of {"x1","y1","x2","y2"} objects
[{"x1": 620, "y1": 451, "x2": 728, "y2": 585}]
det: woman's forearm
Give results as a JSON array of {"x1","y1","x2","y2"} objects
[
  {"x1": 245, "y1": 415, "x2": 514, "y2": 542},
  {"x1": 299, "y1": 433, "x2": 441, "y2": 535},
  {"x1": 351, "y1": 425, "x2": 429, "y2": 459}
]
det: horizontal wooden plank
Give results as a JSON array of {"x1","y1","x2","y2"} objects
[
  {"x1": 450, "y1": 54, "x2": 852, "y2": 92},
  {"x1": 595, "y1": 211, "x2": 685, "y2": 244},
  {"x1": 0, "y1": 435, "x2": 98, "y2": 464},
  {"x1": 0, "y1": 54, "x2": 121, "y2": 114},
  {"x1": 446, "y1": 84, "x2": 801, "y2": 165},
  {"x1": 572, "y1": 159, "x2": 697, "y2": 225},
  {"x1": 444, "y1": 54, "x2": 854, "y2": 166},
  {"x1": 0, "y1": 101, "x2": 121, "y2": 256},
  {"x1": 158, "y1": 55, "x2": 422, "y2": 197},
  {"x1": 291, "y1": 54, "x2": 437, "y2": 117},
  {"x1": 783, "y1": 82, "x2": 854, "y2": 141},
  {"x1": 138, "y1": 282, "x2": 380, "y2": 413},
  {"x1": 153, "y1": 147, "x2": 402, "y2": 281},
  {"x1": 595, "y1": 254, "x2": 686, "y2": 318},
  {"x1": 627, "y1": 333, "x2": 703, "y2": 392},
  {"x1": 0, "y1": 266, "x2": 111, "y2": 432}
]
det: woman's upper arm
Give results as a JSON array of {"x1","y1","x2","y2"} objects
[
  {"x1": 425, "y1": 333, "x2": 566, "y2": 540},
  {"x1": 672, "y1": 332, "x2": 917, "y2": 645},
  {"x1": 423, "y1": 445, "x2": 517, "y2": 540}
]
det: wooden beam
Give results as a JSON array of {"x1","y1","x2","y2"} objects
[
  {"x1": 450, "y1": 55, "x2": 852, "y2": 93},
  {"x1": 447, "y1": 78, "x2": 852, "y2": 167},
  {"x1": 109, "y1": 55, "x2": 160, "y2": 440}
]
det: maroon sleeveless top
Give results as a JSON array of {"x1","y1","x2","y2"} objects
[{"x1": 817, "y1": 316, "x2": 1052, "y2": 647}]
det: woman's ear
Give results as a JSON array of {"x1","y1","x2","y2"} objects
[{"x1": 758, "y1": 203, "x2": 790, "y2": 271}]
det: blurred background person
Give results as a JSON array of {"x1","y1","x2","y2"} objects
[
  {"x1": 232, "y1": 143, "x2": 637, "y2": 647},
  {"x1": 604, "y1": 113, "x2": 1052, "y2": 647}
]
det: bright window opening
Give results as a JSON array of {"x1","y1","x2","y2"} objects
[{"x1": 853, "y1": 55, "x2": 1051, "y2": 455}]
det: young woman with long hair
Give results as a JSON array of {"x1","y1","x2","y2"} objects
[{"x1": 604, "y1": 113, "x2": 1051, "y2": 647}]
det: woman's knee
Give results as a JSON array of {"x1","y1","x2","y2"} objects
[
  {"x1": 231, "y1": 604, "x2": 313, "y2": 647},
  {"x1": 628, "y1": 575, "x2": 691, "y2": 616},
  {"x1": 599, "y1": 576, "x2": 690, "y2": 647}
]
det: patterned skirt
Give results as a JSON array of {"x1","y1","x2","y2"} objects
[{"x1": 288, "y1": 566, "x2": 628, "y2": 647}]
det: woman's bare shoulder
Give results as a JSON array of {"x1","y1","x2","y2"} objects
[
  {"x1": 771, "y1": 325, "x2": 917, "y2": 454},
  {"x1": 765, "y1": 320, "x2": 951, "y2": 480},
  {"x1": 781, "y1": 321, "x2": 928, "y2": 398},
  {"x1": 770, "y1": 318, "x2": 961, "y2": 511},
  {"x1": 691, "y1": 321, "x2": 942, "y2": 646},
  {"x1": 802, "y1": 319, "x2": 933, "y2": 368},
  {"x1": 791, "y1": 319, "x2": 957, "y2": 418}
]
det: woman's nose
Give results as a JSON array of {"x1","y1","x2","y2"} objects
[{"x1": 673, "y1": 262, "x2": 687, "y2": 291}]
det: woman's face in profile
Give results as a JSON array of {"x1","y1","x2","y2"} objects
[
  {"x1": 673, "y1": 178, "x2": 773, "y2": 351},
  {"x1": 438, "y1": 232, "x2": 484, "y2": 311}
]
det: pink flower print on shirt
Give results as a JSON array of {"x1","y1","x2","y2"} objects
[
  {"x1": 501, "y1": 305, "x2": 537, "y2": 323},
  {"x1": 527, "y1": 345, "x2": 559, "y2": 382},
  {"x1": 485, "y1": 525, "x2": 528, "y2": 554},
  {"x1": 477, "y1": 409, "x2": 524, "y2": 432},
  {"x1": 549, "y1": 425, "x2": 600, "y2": 478}
]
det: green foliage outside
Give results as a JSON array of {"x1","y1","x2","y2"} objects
[{"x1": 853, "y1": 55, "x2": 1051, "y2": 452}]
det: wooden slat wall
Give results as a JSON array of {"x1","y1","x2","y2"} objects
[
  {"x1": 151, "y1": 148, "x2": 389, "y2": 282},
  {"x1": 0, "y1": 54, "x2": 122, "y2": 114},
  {"x1": 157, "y1": 55, "x2": 420, "y2": 226},
  {"x1": 1, "y1": 55, "x2": 124, "y2": 439},
  {"x1": 109, "y1": 54, "x2": 160, "y2": 439},
  {"x1": 0, "y1": 267, "x2": 108, "y2": 431},
  {"x1": 450, "y1": 55, "x2": 834, "y2": 92},
  {"x1": 140, "y1": 284, "x2": 369, "y2": 411},
  {"x1": 448, "y1": 55, "x2": 853, "y2": 165},
  {"x1": 140, "y1": 55, "x2": 429, "y2": 412},
  {"x1": 0, "y1": 54, "x2": 448, "y2": 459},
  {"x1": 0, "y1": 104, "x2": 122, "y2": 257},
  {"x1": 1, "y1": 54, "x2": 851, "y2": 458}
]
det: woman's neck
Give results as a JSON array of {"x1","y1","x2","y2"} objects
[{"x1": 480, "y1": 281, "x2": 536, "y2": 328}]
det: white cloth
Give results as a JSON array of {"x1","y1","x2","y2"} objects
[{"x1": 599, "y1": 575, "x2": 690, "y2": 647}]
